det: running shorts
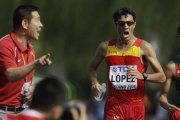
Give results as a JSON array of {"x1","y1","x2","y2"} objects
[{"x1": 104, "y1": 99, "x2": 145, "y2": 120}]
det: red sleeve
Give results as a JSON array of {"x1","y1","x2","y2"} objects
[{"x1": 0, "y1": 41, "x2": 17, "y2": 74}]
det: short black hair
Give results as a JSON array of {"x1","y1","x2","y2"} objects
[
  {"x1": 113, "y1": 7, "x2": 136, "y2": 23},
  {"x1": 30, "y1": 77, "x2": 68, "y2": 112},
  {"x1": 178, "y1": 26, "x2": 180, "y2": 35},
  {"x1": 13, "y1": 5, "x2": 39, "y2": 30}
]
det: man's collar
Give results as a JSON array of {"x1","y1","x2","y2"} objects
[{"x1": 10, "y1": 30, "x2": 28, "y2": 52}]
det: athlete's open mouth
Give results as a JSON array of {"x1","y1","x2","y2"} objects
[
  {"x1": 124, "y1": 31, "x2": 129, "y2": 35},
  {"x1": 123, "y1": 31, "x2": 129, "y2": 38}
]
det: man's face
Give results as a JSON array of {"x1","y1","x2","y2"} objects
[
  {"x1": 116, "y1": 14, "x2": 136, "y2": 41},
  {"x1": 26, "y1": 11, "x2": 43, "y2": 40}
]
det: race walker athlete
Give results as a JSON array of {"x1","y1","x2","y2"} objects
[{"x1": 88, "y1": 7, "x2": 165, "y2": 120}]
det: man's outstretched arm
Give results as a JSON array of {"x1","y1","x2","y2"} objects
[{"x1": 5, "y1": 54, "x2": 52, "y2": 83}]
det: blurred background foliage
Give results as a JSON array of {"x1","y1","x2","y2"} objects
[{"x1": 0, "y1": 0, "x2": 180, "y2": 117}]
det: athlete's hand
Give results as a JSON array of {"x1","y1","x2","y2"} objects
[
  {"x1": 36, "y1": 53, "x2": 52, "y2": 66},
  {"x1": 167, "y1": 104, "x2": 180, "y2": 114},
  {"x1": 91, "y1": 83, "x2": 101, "y2": 97},
  {"x1": 126, "y1": 68, "x2": 143, "y2": 80}
]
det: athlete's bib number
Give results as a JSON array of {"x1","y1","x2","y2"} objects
[{"x1": 109, "y1": 65, "x2": 137, "y2": 90}]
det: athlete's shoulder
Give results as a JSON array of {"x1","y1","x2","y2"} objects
[
  {"x1": 100, "y1": 39, "x2": 116, "y2": 47},
  {"x1": 140, "y1": 39, "x2": 151, "y2": 48},
  {"x1": 139, "y1": 39, "x2": 154, "y2": 53},
  {"x1": 167, "y1": 56, "x2": 180, "y2": 69},
  {"x1": 99, "y1": 40, "x2": 109, "y2": 50},
  {"x1": 167, "y1": 60, "x2": 175, "y2": 66},
  {"x1": 166, "y1": 60, "x2": 175, "y2": 71}
]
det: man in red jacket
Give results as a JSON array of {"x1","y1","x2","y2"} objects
[{"x1": 0, "y1": 5, "x2": 52, "y2": 119}]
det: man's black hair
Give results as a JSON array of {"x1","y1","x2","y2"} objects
[
  {"x1": 30, "y1": 77, "x2": 68, "y2": 112},
  {"x1": 13, "y1": 5, "x2": 39, "y2": 30},
  {"x1": 113, "y1": 7, "x2": 136, "y2": 23}
]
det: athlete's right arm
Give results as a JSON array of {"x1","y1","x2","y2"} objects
[
  {"x1": 159, "y1": 61, "x2": 180, "y2": 114},
  {"x1": 88, "y1": 41, "x2": 108, "y2": 96},
  {"x1": 5, "y1": 54, "x2": 52, "y2": 83}
]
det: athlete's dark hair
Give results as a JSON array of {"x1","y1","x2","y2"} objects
[
  {"x1": 113, "y1": 7, "x2": 136, "y2": 23},
  {"x1": 13, "y1": 5, "x2": 39, "y2": 30},
  {"x1": 178, "y1": 26, "x2": 180, "y2": 35},
  {"x1": 30, "y1": 77, "x2": 68, "y2": 112}
]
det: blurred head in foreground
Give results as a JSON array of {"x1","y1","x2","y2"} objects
[{"x1": 30, "y1": 77, "x2": 68, "y2": 120}]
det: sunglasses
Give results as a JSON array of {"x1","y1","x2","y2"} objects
[{"x1": 116, "y1": 21, "x2": 135, "y2": 27}]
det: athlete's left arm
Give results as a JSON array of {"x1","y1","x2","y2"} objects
[
  {"x1": 159, "y1": 61, "x2": 180, "y2": 114},
  {"x1": 127, "y1": 41, "x2": 165, "y2": 83}
]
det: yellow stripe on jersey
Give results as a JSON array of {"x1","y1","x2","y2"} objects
[{"x1": 106, "y1": 45, "x2": 140, "y2": 57}]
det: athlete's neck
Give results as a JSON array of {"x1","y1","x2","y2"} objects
[{"x1": 117, "y1": 36, "x2": 136, "y2": 48}]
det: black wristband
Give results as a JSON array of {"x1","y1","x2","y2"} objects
[{"x1": 142, "y1": 73, "x2": 148, "y2": 81}]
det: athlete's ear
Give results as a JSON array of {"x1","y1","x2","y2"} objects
[{"x1": 133, "y1": 22, "x2": 136, "y2": 28}]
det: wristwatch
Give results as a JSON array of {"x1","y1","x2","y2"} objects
[{"x1": 142, "y1": 73, "x2": 148, "y2": 81}]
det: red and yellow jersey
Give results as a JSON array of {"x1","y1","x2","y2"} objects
[{"x1": 105, "y1": 38, "x2": 147, "y2": 103}]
